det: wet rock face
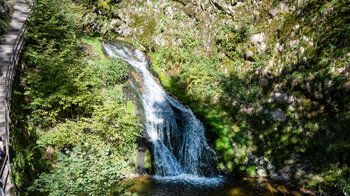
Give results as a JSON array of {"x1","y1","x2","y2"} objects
[
  {"x1": 123, "y1": 67, "x2": 146, "y2": 124},
  {"x1": 136, "y1": 137, "x2": 148, "y2": 175},
  {"x1": 103, "y1": 42, "x2": 149, "y2": 175},
  {"x1": 123, "y1": 66, "x2": 150, "y2": 175},
  {"x1": 102, "y1": 40, "x2": 147, "y2": 126}
]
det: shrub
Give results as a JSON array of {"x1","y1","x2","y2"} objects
[{"x1": 29, "y1": 142, "x2": 131, "y2": 196}]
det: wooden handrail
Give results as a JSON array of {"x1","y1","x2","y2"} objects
[
  {"x1": 0, "y1": 1, "x2": 36, "y2": 195},
  {"x1": 0, "y1": 154, "x2": 8, "y2": 180}
]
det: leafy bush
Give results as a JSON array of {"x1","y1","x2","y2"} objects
[
  {"x1": 91, "y1": 59, "x2": 129, "y2": 86},
  {"x1": 30, "y1": 142, "x2": 131, "y2": 196},
  {"x1": 24, "y1": 0, "x2": 92, "y2": 123},
  {"x1": 223, "y1": 76, "x2": 261, "y2": 106},
  {"x1": 215, "y1": 17, "x2": 253, "y2": 60},
  {"x1": 73, "y1": 0, "x2": 122, "y2": 34},
  {"x1": 151, "y1": 48, "x2": 224, "y2": 101},
  {"x1": 37, "y1": 86, "x2": 140, "y2": 157}
]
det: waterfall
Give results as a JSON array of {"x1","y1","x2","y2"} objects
[{"x1": 102, "y1": 41, "x2": 219, "y2": 178}]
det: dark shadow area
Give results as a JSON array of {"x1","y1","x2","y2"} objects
[
  {"x1": 9, "y1": 57, "x2": 50, "y2": 195},
  {"x1": 212, "y1": 1, "x2": 350, "y2": 191},
  {"x1": 126, "y1": 175, "x2": 310, "y2": 196}
]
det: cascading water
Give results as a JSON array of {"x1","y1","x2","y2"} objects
[{"x1": 102, "y1": 41, "x2": 222, "y2": 184}]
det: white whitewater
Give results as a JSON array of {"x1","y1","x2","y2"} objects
[{"x1": 102, "y1": 41, "x2": 222, "y2": 185}]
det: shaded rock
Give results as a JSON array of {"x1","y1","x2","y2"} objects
[
  {"x1": 259, "y1": 78, "x2": 268, "y2": 87},
  {"x1": 255, "y1": 66, "x2": 262, "y2": 74},
  {"x1": 45, "y1": 147, "x2": 55, "y2": 163},
  {"x1": 250, "y1": 33, "x2": 266, "y2": 54},
  {"x1": 123, "y1": 66, "x2": 146, "y2": 125},
  {"x1": 0, "y1": 4, "x2": 6, "y2": 14},
  {"x1": 268, "y1": 8, "x2": 278, "y2": 17},
  {"x1": 173, "y1": 0, "x2": 191, "y2": 6},
  {"x1": 257, "y1": 169, "x2": 267, "y2": 177},
  {"x1": 136, "y1": 137, "x2": 148, "y2": 175},
  {"x1": 271, "y1": 109, "x2": 286, "y2": 122},
  {"x1": 277, "y1": 170, "x2": 292, "y2": 181},
  {"x1": 280, "y1": 2, "x2": 289, "y2": 13},
  {"x1": 248, "y1": 155, "x2": 277, "y2": 177},
  {"x1": 80, "y1": 43, "x2": 99, "y2": 58},
  {"x1": 245, "y1": 50, "x2": 255, "y2": 61},
  {"x1": 271, "y1": 175, "x2": 287, "y2": 181},
  {"x1": 240, "y1": 105, "x2": 254, "y2": 115},
  {"x1": 266, "y1": 161, "x2": 276, "y2": 173},
  {"x1": 268, "y1": 91, "x2": 295, "y2": 105},
  {"x1": 266, "y1": 70, "x2": 274, "y2": 79},
  {"x1": 251, "y1": 33, "x2": 265, "y2": 44}
]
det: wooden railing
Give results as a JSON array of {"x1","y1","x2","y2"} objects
[
  {"x1": 0, "y1": 154, "x2": 9, "y2": 195},
  {"x1": 0, "y1": 1, "x2": 35, "y2": 195}
]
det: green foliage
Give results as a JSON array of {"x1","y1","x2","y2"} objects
[
  {"x1": 81, "y1": 36, "x2": 105, "y2": 57},
  {"x1": 149, "y1": 1, "x2": 350, "y2": 194},
  {"x1": 24, "y1": 0, "x2": 92, "y2": 123},
  {"x1": 11, "y1": 0, "x2": 141, "y2": 194},
  {"x1": 337, "y1": 177, "x2": 350, "y2": 195},
  {"x1": 27, "y1": 52, "x2": 141, "y2": 193},
  {"x1": 304, "y1": 164, "x2": 350, "y2": 195},
  {"x1": 29, "y1": 142, "x2": 132, "y2": 195},
  {"x1": 223, "y1": 76, "x2": 261, "y2": 106},
  {"x1": 151, "y1": 48, "x2": 224, "y2": 101},
  {"x1": 91, "y1": 59, "x2": 129, "y2": 86},
  {"x1": 215, "y1": 17, "x2": 253, "y2": 60},
  {"x1": 73, "y1": 0, "x2": 122, "y2": 34},
  {"x1": 37, "y1": 92, "x2": 140, "y2": 156},
  {"x1": 246, "y1": 165, "x2": 256, "y2": 177}
]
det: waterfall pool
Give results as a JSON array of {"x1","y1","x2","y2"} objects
[{"x1": 120, "y1": 176, "x2": 309, "y2": 196}]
